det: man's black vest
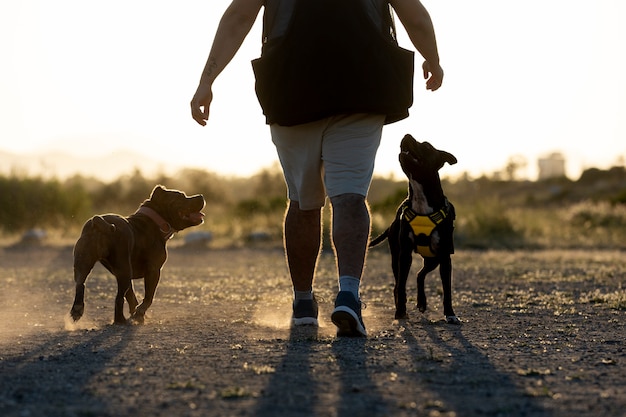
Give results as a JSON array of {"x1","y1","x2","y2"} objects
[{"x1": 252, "y1": 0, "x2": 414, "y2": 126}]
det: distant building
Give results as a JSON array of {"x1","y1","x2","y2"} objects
[{"x1": 538, "y1": 152, "x2": 566, "y2": 179}]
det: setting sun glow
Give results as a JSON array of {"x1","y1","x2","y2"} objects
[{"x1": 1, "y1": 0, "x2": 625, "y2": 180}]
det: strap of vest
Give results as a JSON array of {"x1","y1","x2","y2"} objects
[
  {"x1": 401, "y1": 199, "x2": 450, "y2": 226},
  {"x1": 382, "y1": 2, "x2": 398, "y2": 42},
  {"x1": 402, "y1": 200, "x2": 450, "y2": 258}
]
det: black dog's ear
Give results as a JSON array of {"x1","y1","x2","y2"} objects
[
  {"x1": 151, "y1": 185, "x2": 167, "y2": 198},
  {"x1": 439, "y1": 151, "x2": 458, "y2": 168}
]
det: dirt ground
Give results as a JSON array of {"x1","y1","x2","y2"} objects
[{"x1": 0, "y1": 242, "x2": 624, "y2": 417}]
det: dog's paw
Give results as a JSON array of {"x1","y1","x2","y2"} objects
[
  {"x1": 130, "y1": 312, "x2": 145, "y2": 325},
  {"x1": 70, "y1": 304, "x2": 84, "y2": 321},
  {"x1": 445, "y1": 315, "x2": 461, "y2": 325},
  {"x1": 416, "y1": 302, "x2": 428, "y2": 313},
  {"x1": 394, "y1": 311, "x2": 409, "y2": 320}
]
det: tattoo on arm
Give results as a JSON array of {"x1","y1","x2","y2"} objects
[{"x1": 202, "y1": 56, "x2": 218, "y2": 80}]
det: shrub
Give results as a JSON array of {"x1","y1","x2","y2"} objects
[
  {"x1": 0, "y1": 176, "x2": 91, "y2": 233},
  {"x1": 455, "y1": 199, "x2": 525, "y2": 249},
  {"x1": 566, "y1": 200, "x2": 626, "y2": 228}
]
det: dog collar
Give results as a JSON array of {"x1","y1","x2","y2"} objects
[
  {"x1": 401, "y1": 199, "x2": 450, "y2": 257},
  {"x1": 135, "y1": 206, "x2": 175, "y2": 240}
]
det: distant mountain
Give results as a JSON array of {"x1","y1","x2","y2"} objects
[{"x1": 0, "y1": 149, "x2": 180, "y2": 181}]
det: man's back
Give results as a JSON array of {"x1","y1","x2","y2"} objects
[
  {"x1": 261, "y1": 0, "x2": 395, "y2": 48},
  {"x1": 253, "y1": 0, "x2": 415, "y2": 126}
]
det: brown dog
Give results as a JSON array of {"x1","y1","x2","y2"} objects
[
  {"x1": 370, "y1": 135, "x2": 460, "y2": 324},
  {"x1": 70, "y1": 185, "x2": 205, "y2": 324}
]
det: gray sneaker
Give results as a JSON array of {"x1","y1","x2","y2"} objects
[
  {"x1": 292, "y1": 296, "x2": 319, "y2": 326},
  {"x1": 331, "y1": 291, "x2": 367, "y2": 337}
]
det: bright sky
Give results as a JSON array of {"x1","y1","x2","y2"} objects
[{"x1": 1, "y1": 0, "x2": 625, "y2": 180}]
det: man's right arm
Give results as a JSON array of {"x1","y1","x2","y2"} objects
[
  {"x1": 390, "y1": 0, "x2": 443, "y2": 91},
  {"x1": 191, "y1": 0, "x2": 264, "y2": 126}
]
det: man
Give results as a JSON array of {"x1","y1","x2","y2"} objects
[{"x1": 191, "y1": 0, "x2": 443, "y2": 337}]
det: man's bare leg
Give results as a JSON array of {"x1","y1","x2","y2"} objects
[
  {"x1": 329, "y1": 193, "x2": 370, "y2": 336},
  {"x1": 284, "y1": 200, "x2": 322, "y2": 325},
  {"x1": 330, "y1": 193, "x2": 370, "y2": 280},
  {"x1": 284, "y1": 200, "x2": 322, "y2": 291}
]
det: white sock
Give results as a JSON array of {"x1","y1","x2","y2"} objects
[{"x1": 339, "y1": 276, "x2": 360, "y2": 299}]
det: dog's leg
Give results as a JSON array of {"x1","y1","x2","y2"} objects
[
  {"x1": 70, "y1": 239, "x2": 98, "y2": 321},
  {"x1": 105, "y1": 259, "x2": 132, "y2": 324},
  {"x1": 439, "y1": 255, "x2": 460, "y2": 324},
  {"x1": 394, "y1": 244, "x2": 413, "y2": 319},
  {"x1": 113, "y1": 275, "x2": 132, "y2": 324},
  {"x1": 131, "y1": 270, "x2": 161, "y2": 324},
  {"x1": 70, "y1": 265, "x2": 92, "y2": 321},
  {"x1": 387, "y1": 220, "x2": 411, "y2": 319},
  {"x1": 416, "y1": 257, "x2": 439, "y2": 314},
  {"x1": 125, "y1": 283, "x2": 139, "y2": 316}
]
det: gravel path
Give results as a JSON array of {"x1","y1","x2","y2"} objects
[{"x1": 1, "y1": 245, "x2": 624, "y2": 416}]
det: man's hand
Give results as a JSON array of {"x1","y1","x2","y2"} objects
[
  {"x1": 189, "y1": 1, "x2": 263, "y2": 126},
  {"x1": 423, "y1": 61, "x2": 443, "y2": 91},
  {"x1": 190, "y1": 83, "x2": 213, "y2": 126}
]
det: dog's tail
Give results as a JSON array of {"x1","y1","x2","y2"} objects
[{"x1": 369, "y1": 229, "x2": 389, "y2": 247}]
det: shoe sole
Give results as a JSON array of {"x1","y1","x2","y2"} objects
[
  {"x1": 331, "y1": 306, "x2": 367, "y2": 337},
  {"x1": 292, "y1": 317, "x2": 319, "y2": 326}
]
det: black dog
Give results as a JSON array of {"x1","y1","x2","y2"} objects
[
  {"x1": 370, "y1": 135, "x2": 460, "y2": 324},
  {"x1": 70, "y1": 185, "x2": 205, "y2": 324}
]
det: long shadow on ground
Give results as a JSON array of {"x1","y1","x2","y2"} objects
[
  {"x1": 0, "y1": 325, "x2": 135, "y2": 417},
  {"x1": 252, "y1": 326, "x2": 390, "y2": 417},
  {"x1": 401, "y1": 319, "x2": 554, "y2": 417}
]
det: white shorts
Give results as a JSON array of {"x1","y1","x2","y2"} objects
[{"x1": 271, "y1": 113, "x2": 384, "y2": 210}]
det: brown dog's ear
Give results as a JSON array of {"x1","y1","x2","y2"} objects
[{"x1": 439, "y1": 151, "x2": 458, "y2": 168}]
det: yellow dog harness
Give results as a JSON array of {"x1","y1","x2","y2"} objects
[{"x1": 401, "y1": 201, "x2": 451, "y2": 258}]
